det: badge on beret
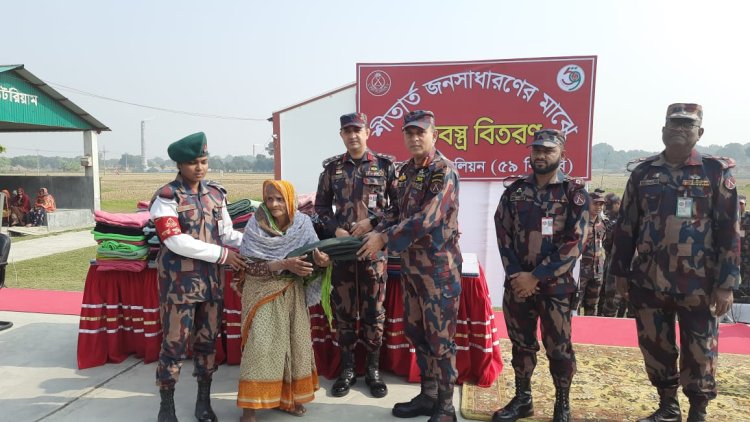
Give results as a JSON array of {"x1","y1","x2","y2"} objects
[
  {"x1": 724, "y1": 176, "x2": 736, "y2": 190},
  {"x1": 573, "y1": 192, "x2": 586, "y2": 206},
  {"x1": 398, "y1": 174, "x2": 407, "y2": 182}
]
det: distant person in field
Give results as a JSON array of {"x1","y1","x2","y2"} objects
[
  {"x1": 149, "y1": 132, "x2": 247, "y2": 422},
  {"x1": 9, "y1": 187, "x2": 30, "y2": 226},
  {"x1": 26, "y1": 188, "x2": 56, "y2": 226}
]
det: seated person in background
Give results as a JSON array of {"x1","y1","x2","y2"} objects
[
  {"x1": 9, "y1": 187, "x2": 30, "y2": 226},
  {"x1": 26, "y1": 188, "x2": 56, "y2": 227}
]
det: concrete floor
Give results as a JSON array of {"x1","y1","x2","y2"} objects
[{"x1": 0, "y1": 310, "x2": 467, "y2": 422}]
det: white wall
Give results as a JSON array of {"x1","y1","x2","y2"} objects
[
  {"x1": 278, "y1": 86, "x2": 516, "y2": 305},
  {"x1": 279, "y1": 88, "x2": 356, "y2": 194}
]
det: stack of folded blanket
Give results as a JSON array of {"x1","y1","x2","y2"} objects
[
  {"x1": 227, "y1": 198, "x2": 260, "y2": 230},
  {"x1": 92, "y1": 210, "x2": 151, "y2": 272}
]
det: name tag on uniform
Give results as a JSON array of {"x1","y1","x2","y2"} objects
[
  {"x1": 368, "y1": 193, "x2": 377, "y2": 208},
  {"x1": 541, "y1": 217, "x2": 554, "y2": 236},
  {"x1": 676, "y1": 197, "x2": 693, "y2": 218}
]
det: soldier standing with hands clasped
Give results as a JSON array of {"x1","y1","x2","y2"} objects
[
  {"x1": 493, "y1": 128, "x2": 589, "y2": 422},
  {"x1": 609, "y1": 103, "x2": 739, "y2": 422}
]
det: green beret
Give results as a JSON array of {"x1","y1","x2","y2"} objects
[{"x1": 168, "y1": 132, "x2": 208, "y2": 163}]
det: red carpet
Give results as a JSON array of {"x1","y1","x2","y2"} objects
[
  {"x1": 494, "y1": 311, "x2": 750, "y2": 355},
  {"x1": 0, "y1": 288, "x2": 82, "y2": 316}
]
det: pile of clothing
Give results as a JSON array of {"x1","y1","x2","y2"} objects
[
  {"x1": 92, "y1": 210, "x2": 151, "y2": 272},
  {"x1": 227, "y1": 198, "x2": 260, "y2": 230}
]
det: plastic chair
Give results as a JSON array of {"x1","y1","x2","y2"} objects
[{"x1": 0, "y1": 233, "x2": 12, "y2": 331}]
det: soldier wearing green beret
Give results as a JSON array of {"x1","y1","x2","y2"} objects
[{"x1": 150, "y1": 132, "x2": 248, "y2": 422}]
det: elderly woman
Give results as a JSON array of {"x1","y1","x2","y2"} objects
[
  {"x1": 26, "y1": 188, "x2": 56, "y2": 227},
  {"x1": 235, "y1": 180, "x2": 330, "y2": 422},
  {"x1": 9, "y1": 187, "x2": 30, "y2": 227}
]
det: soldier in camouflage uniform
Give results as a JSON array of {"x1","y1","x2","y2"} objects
[
  {"x1": 314, "y1": 112, "x2": 397, "y2": 398},
  {"x1": 493, "y1": 128, "x2": 589, "y2": 422},
  {"x1": 609, "y1": 103, "x2": 739, "y2": 422},
  {"x1": 149, "y1": 132, "x2": 247, "y2": 422},
  {"x1": 358, "y1": 110, "x2": 462, "y2": 422},
  {"x1": 600, "y1": 192, "x2": 627, "y2": 317},
  {"x1": 740, "y1": 195, "x2": 750, "y2": 294},
  {"x1": 576, "y1": 189, "x2": 606, "y2": 316}
]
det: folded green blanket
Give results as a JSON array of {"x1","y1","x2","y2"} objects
[{"x1": 92, "y1": 230, "x2": 146, "y2": 243}]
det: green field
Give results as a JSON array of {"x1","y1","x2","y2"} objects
[{"x1": 100, "y1": 172, "x2": 271, "y2": 212}]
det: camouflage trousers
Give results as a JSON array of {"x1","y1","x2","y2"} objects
[
  {"x1": 402, "y1": 268, "x2": 461, "y2": 389},
  {"x1": 600, "y1": 271, "x2": 629, "y2": 317},
  {"x1": 155, "y1": 301, "x2": 222, "y2": 389},
  {"x1": 502, "y1": 290, "x2": 576, "y2": 388},
  {"x1": 575, "y1": 275, "x2": 603, "y2": 315},
  {"x1": 331, "y1": 259, "x2": 386, "y2": 352},
  {"x1": 629, "y1": 288, "x2": 719, "y2": 400}
]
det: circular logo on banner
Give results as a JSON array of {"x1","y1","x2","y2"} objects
[
  {"x1": 365, "y1": 71, "x2": 392, "y2": 96},
  {"x1": 556, "y1": 64, "x2": 585, "y2": 92}
]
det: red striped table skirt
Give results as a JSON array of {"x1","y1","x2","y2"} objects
[{"x1": 77, "y1": 265, "x2": 503, "y2": 387}]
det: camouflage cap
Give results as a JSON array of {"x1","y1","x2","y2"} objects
[
  {"x1": 531, "y1": 128, "x2": 566, "y2": 147},
  {"x1": 340, "y1": 112, "x2": 367, "y2": 129},
  {"x1": 666, "y1": 103, "x2": 703, "y2": 123},
  {"x1": 402, "y1": 110, "x2": 435, "y2": 130},
  {"x1": 168, "y1": 132, "x2": 208, "y2": 163},
  {"x1": 740, "y1": 194, "x2": 747, "y2": 204},
  {"x1": 590, "y1": 189, "x2": 606, "y2": 203},
  {"x1": 605, "y1": 192, "x2": 621, "y2": 204}
]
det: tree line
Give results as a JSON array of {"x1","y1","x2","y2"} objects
[
  {"x1": 0, "y1": 152, "x2": 274, "y2": 173},
  {"x1": 3, "y1": 141, "x2": 749, "y2": 174},
  {"x1": 593, "y1": 142, "x2": 750, "y2": 175}
]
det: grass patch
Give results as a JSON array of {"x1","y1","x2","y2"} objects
[{"x1": 5, "y1": 246, "x2": 97, "y2": 291}]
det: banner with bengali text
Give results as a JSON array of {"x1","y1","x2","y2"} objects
[{"x1": 356, "y1": 56, "x2": 596, "y2": 180}]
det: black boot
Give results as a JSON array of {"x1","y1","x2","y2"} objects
[
  {"x1": 491, "y1": 377, "x2": 533, "y2": 422},
  {"x1": 158, "y1": 388, "x2": 178, "y2": 422},
  {"x1": 392, "y1": 376, "x2": 437, "y2": 418},
  {"x1": 552, "y1": 386, "x2": 571, "y2": 422},
  {"x1": 429, "y1": 385, "x2": 457, "y2": 422},
  {"x1": 637, "y1": 388, "x2": 681, "y2": 422},
  {"x1": 195, "y1": 379, "x2": 217, "y2": 422},
  {"x1": 686, "y1": 397, "x2": 708, "y2": 422},
  {"x1": 365, "y1": 349, "x2": 388, "y2": 398},
  {"x1": 332, "y1": 351, "x2": 356, "y2": 397}
]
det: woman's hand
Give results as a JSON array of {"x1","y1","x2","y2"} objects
[
  {"x1": 280, "y1": 255, "x2": 314, "y2": 277},
  {"x1": 312, "y1": 248, "x2": 331, "y2": 267}
]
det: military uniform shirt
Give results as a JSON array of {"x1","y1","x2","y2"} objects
[
  {"x1": 315, "y1": 149, "x2": 397, "y2": 257},
  {"x1": 379, "y1": 149, "x2": 462, "y2": 278},
  {"x1": 494, "y1": 169, "x2": 590, "y2": 295},
  {"x1": 609, "y1": 150, "x2": 740, "y2": 295}
]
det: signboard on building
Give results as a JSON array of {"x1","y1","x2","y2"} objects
[{"x1": 357, "y1": 56, "x2": 597, "y2": 180}]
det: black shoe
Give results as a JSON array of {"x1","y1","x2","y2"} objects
[
  {"x1": 428, "y1": 386, "x2": 457, "y2": 422},
  {"x1": 195, "y1": 379, "x2": 217, "y2": 422},
  {"x1": 686, "y1": 397, "x2": 708, "y2": 422},
  {"x1": 365, "y1": 350, "x2": 388, "y2": 398},
  {"x1": 637, "y1": 388, "x2": 681, "y2": 422},
  {"x1": 491, "y1": 378, "x2": 533, "y2": 422},
  {"x1": 552, "y1": 386, "x2": 570, "y2": 422},
  {"x1": 332, "y1": 351, "x2": 356, "y2": 397},
  {"x1": 158, "y1": 388, "x2": 178, "y2": 422},
  {"x1": 392, "y1": 393, "x2": 436, "y2": 418}
]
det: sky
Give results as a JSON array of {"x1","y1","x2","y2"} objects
[{"x1": 1, "y1": 0, "x2": 748, "y2": 159}]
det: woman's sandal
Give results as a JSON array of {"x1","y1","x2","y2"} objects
[{"x1": 277, "y1": 404, "x2": 306, "y2": 417}]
